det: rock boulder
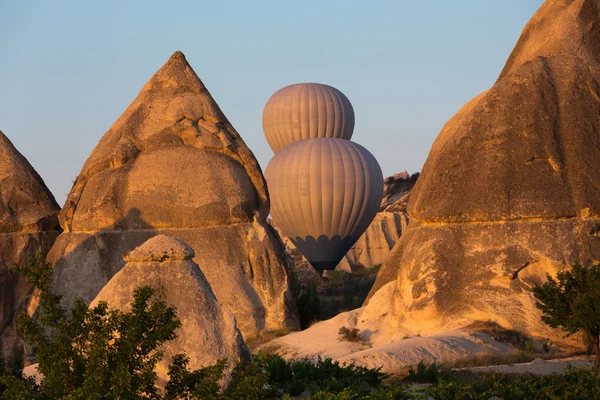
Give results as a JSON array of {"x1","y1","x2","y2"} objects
[{"x1": 91, "y1": 235, "x2": 250, "y2": 384}]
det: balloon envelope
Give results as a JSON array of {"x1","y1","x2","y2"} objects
[
  {"x1": 262, "y1": 83, "x2": 355, "y2": 153},
  {"x1": 265, "y1": 138, "x2": 383, "y2": 272}
]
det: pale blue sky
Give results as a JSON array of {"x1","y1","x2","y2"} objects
[{"x1": 0, "y1": 1, "x2": 544, "y2": 204}]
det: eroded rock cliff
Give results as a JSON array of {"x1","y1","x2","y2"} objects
[
  {"x1": 0, "y1": 130, "x2": 60, "y2": 363},
  {"x1": 48, "y1": 52, "x2": 299, "y2": 337},
  {"x1": 367, "y1": 0, "x2": 600, "y2": 343}
]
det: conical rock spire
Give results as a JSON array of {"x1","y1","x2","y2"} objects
[
  {"x1": 49, "y1": 52, "x2": 299, "y2": 338},
  {"x1": 60, "y1": 51, "x2": 268, "y2": 232},
  {"x1": 366, "y1": 0, "x2": 600, "y2": 345}
]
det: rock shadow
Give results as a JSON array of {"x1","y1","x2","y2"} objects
[{"x1": 49, "y1": 207, "x2": 157, "y2": 306}]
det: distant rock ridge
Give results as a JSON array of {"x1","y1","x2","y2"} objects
[
  {"x1": 379, "y1": 171, "x2": 417, "y2": 214},
  {"x1": 366, "y1": 0, "x2": 600, "y2": 345},
  {"x1": 0, "y1": 130, "x2": 61, "y2": 363},
  {"x1": 48, "y1": 51, "x2": 299, "y2": 338}
]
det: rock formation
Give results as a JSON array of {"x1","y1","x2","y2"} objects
[
  {"x1": 367, "y1": 0, "x2": 600, "y2": 344},
  {"x1": 48, "y1": 51, "x2": 299, "y2": 337},
  {"x1": 336, "y1": 212, "x2": 404, "y2": 273},
  {"x1": 91, "y1": 235, "x2": 251, "y2": 384},
  {"x1": 379, "y1": 172, "x2": 417, "y2": 214},
  {"x1": 0, "y1": 130, "x2": 61, "y2": 363}
]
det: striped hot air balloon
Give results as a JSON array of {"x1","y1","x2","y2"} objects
[
  {"x1": 262, "y1": 83, "x2": 355, "y2": 153},
  {"x1": 265, "y1": 138, "x2": 383, "y2": 273}
]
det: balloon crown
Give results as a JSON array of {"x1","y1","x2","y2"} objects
[{"x1": 262, "y1": 83, "x2": 355, "y2": 153}]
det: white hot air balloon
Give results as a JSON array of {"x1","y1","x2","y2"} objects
[
  {"x1": 265, "y1": 138, "x2": 383, "y2": 273},
  {"x1": 262, "y1": 83, "x2": 355, "y2": 153}
]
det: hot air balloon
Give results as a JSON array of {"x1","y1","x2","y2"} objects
[
  {"x1": 265, "y1": 138, "x2": 383, "y2": 273},
  {"x1": 262, "y1": 83, "x2": 355, "y2": 153}
]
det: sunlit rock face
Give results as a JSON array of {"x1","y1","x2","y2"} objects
[
  {"x1": 48, "y1": 52, "x2": 299, "y2": 337},
  {"x1": 0, "y1": 131, "x2": 61, "y2": 363},
  {"x1": 336, "y1": 211, "x2": 405, "y2": 273},
  {"x1": 91, "y1": 235, "x2": 251, "y2": 386},
  {"x1": 367, "y1": 0, "x2": 600, "y2": 344}
]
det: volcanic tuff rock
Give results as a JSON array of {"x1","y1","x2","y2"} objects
[
  {"x1": 0, "y1": 130, "x2": 60, "y2": 363},
  {"x1": 91, "y1": 235, "x2": 250, "y2": 385},
  {"x1": 379, "y1": 172, "x2": 417, "y2": 214},
  {"x1": 336, "y1": 212, "x2": 404, "y2": 273},
  {"x1": 366, "y1": 0, "x2": 600, "y2": 344},
  {"x1": 48, "y1": 51, "x2": 299, "y2": 337}
]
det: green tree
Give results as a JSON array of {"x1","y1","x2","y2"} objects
[
  {"x1": 2, "y1": 258, "x2": 388, "y2": 399},
  {"x1": 16, "y1": 259, "x2": 182, "y2": 398},
  {"x1": 9, "y1": 258, "x2": 226, "y2": 399},
  {"x1": 532, "y1": 263, "x2": 600, "y2": 370}
]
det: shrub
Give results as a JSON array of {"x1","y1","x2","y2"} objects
[
  {"x1": 337, "y1": 327, "x2": 365, "y2": 344},
  {"x1": 261, "y1": 354, "x2": 386, "y2": 397},
  {"x1": 532, "y1": 263, "x2": 600, "y2": 369},
  {"x1": 427, "y1": 367, "x2": 600, "y2": 400},
  {"x1": 405, "y1": 361, "x2": 453, "y2": 384},
  {"x1": 15, "y1": 259, "x2": 185, "y2": 399}
]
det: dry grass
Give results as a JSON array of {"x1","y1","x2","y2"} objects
[
  {"x1": 387, "y1": 349, "x2": 591, "y2": 379},
  {"x1": 386, "y1": 352, "x2": 535, "y2": 379},
  {"x1": 446, "y1": 351, "x2": 536, "y2": 369},
  {"x1": 256, "y1": 343, "x2": 284, "y2": 356}
]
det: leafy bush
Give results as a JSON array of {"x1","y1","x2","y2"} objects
[
  {"x1": 427, "y1": 367, "x2": 600, "y2": 400},
  {"x1": 532, "y1": 263, "x2": 600, "y2": 369},
  {"x1": 4, "y1": 258, "x2": 599, "y2": 399},
  {"x1": 264, "y1": 354, "x2": 385, "y2": 397},
  {"x1": 338, "y1": 327, "x2": 365, "y2": 344},
  {"x1": 405, "y1": 361, "x2": 452, "y2": 384},
  {"x1": 15, "y1": 259, "x2": 185, "y2": 398}
]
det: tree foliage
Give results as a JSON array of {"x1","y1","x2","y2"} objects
[
  {"x1": 4, "y1": 258, "x2": 599, "y2": 398},
  {"x1": 532, "y1": 263, "x2": 600, "y2": 369},
  {"x1": 13, "y1": 259, "x2": 175, "y2": 398}
]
